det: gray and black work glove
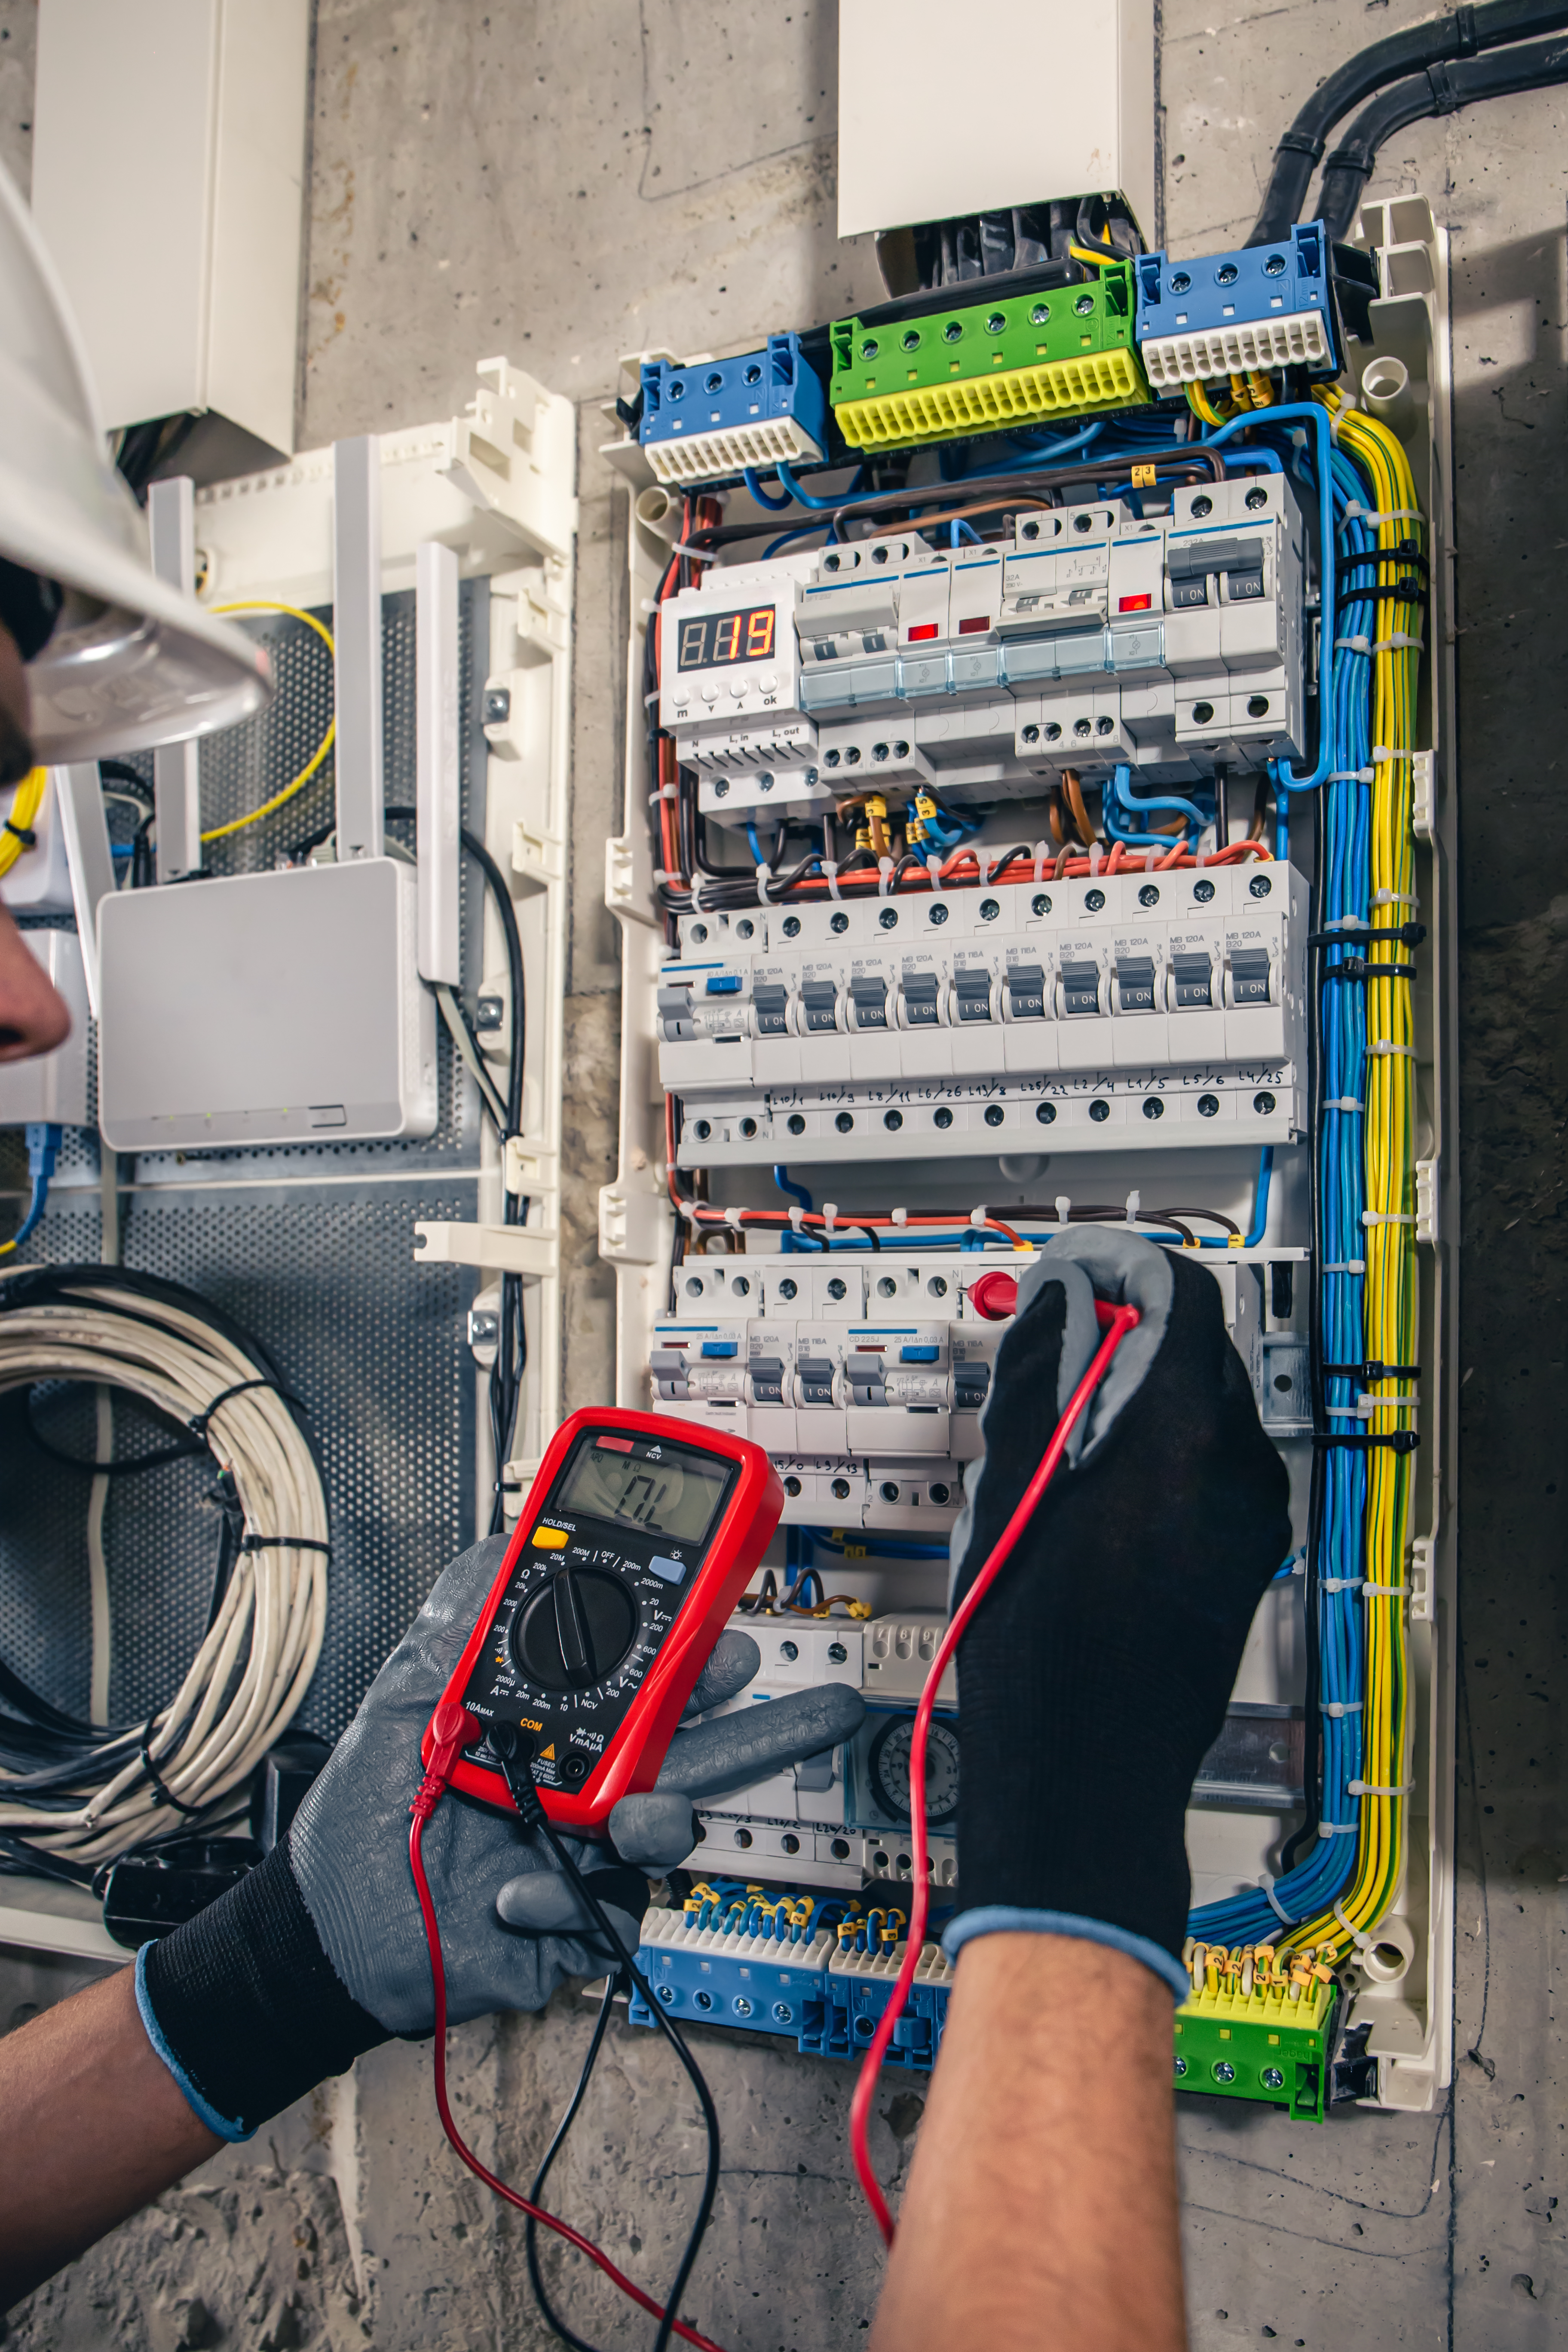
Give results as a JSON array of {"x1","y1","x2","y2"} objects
[
  {"x1": 944, "y1": 1228, "x2": 1291, "y2": 1997},
  {"x1": 137, "y1": 1535, "x2": 863, "y2": 2141}
]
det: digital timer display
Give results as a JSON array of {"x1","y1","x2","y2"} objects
[{"x1": 677, "y1": 604, "x2": 777, "y2": 670}]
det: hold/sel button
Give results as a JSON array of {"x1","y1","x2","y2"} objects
[
  {"x1": 647, "y1": 1556, "x2": 686, "y2": 1584},
  {"x1": 532, "y1": 1527, "x2": 570, "y2": 1550}
]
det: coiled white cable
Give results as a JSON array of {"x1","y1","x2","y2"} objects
[{"x1": 0, "y1": 1268, "x2": 329, "y2": 1866}]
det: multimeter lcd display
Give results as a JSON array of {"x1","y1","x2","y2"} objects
[
  {"x1": 553, "y1": 1431, "x2": 731, "y2": 1548},
  {"x1": 677, "y1": 604, "x2": 776, "y2": 670}
]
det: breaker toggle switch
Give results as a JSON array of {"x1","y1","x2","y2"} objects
[
  {"x1": 1115, "y1": 954, "x2": 1159, "y2": 1014},
  {"x1": 1228, "y1": 947, "x2": 1273, "y2": 1005},
  {"x1": 1171, "y1": 951, "x2": 1215, "y2": 1009}
]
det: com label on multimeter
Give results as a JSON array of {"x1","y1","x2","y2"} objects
[{"x1": 427, "y1": 1408, "x2": 782, "y2": 1829}]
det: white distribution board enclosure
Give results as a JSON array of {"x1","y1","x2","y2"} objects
[{"x1": 97, "y1": 859, "x2": 437, "y2": 1148}]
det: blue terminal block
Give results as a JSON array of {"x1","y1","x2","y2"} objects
[
  {"x1": 805, "y1": 1940, "x2": 956, "y2": 2075},
  {"x1": 627, "y1": 1886, "x2": 955, "y2": 2074},
  {"x1": 1134, "y1": 223, "x2": 1341, "y2": 391},
  {"x1": 639, "y1": 333, "x2": 829, "y2": 487}
]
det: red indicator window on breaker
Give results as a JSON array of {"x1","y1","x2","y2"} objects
[
  {"x1": 1118, "y1": 594, "x2": 1153, "y2": 613},
  {"x1": 958, "y1": 615, "x2": 991, "y2": 635},
  {"x1": 595, "y1": 1435, "x2": 636, "y2": 1452},
  {"x1": 907, "y1": 622, "x2": 940, "y2": 641}
]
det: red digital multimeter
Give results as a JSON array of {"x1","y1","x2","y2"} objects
[{"x1": 424, "y1": 1407, "x2": 783, "y2": 1831}]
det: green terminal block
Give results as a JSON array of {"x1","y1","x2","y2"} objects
[
  {"x1": 829, "y1": 265, "x2": 1150, "y2": 453},
  {"x1": 1173, "y1": 1969, "x2": 1339, "y2": 2123}
]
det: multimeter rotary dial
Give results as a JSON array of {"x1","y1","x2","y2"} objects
[
  {"x1": 867, "y1": 1715, "x2": 960, "y2": 1828},
  {"x1": 511, "y1": 1568, "x2": 639, "y2": 1692}
]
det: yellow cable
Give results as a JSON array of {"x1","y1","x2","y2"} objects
[
  {"x1": 199, "y1": 601, "x2": 336, "y2": 844},
  {"x1": 0, "y1": 765, "x2": 49, "y2": 879},
  {"x1": 1184, "y1": 380, "x2": 1229, "y2": 429},
  {"x1": 1284, "y1": 386, "x2": 1424, "y2": 1967}
]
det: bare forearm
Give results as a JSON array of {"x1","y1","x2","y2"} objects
[
  {"x1": 871, "y1": 1935, "x2": 1187, "y2": 2352},
  {"x1": 0, "y1": 1964, "x2": 220, "y2": 2307}
]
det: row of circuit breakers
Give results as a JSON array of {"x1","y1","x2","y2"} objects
[
  {"x1": 660, "y1": 859, "x2": 1307, "y2": 1166},
  {"x1": 650, "y1": 1247, "x2": 1307, "y2": 1533},
  {"x1": 662, "y1": 472, "x2": 1305, "y2": 821}
]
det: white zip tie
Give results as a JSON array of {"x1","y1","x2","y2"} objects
[
  {"x1": 1334, "y1": 636, "x2": 1372, "y2": 657},
  {"x1": 878, "y1": 855, "x2": 895, "y2": 898},
  {"x1": 1370, "y1": 745, "x2": 1413, "y2": 762},
  {"x1": 927, "y1": 853, "x2": 945, "y2": 892},
  {"x1": 1259, "y1": 1875, "x2": 1292, "y2": 1925},
  {"x1": 1322, "y1": 1259, "x2": 1365, "y2": 1274},
  {"x1": 1323, "y1": 1701, "x2": 1363, "y2": 1717},
  {"x1": 1348, "y1": 1778, "x2": 1413, "y2": 1797},
  {"x1": 1088, "y1": 842, "x2": 1103, "y2": 876},
  {"x1": 891, "y1": 1206, "x2": 908, "y2": 1228},
  {"x1": 678, "y1": 1198, "x2": 703, "y2": 1227},
  {"x1": 644, "y1": 688, "x2": 662, "y2": 707},
  {"x1": 1362, "y1": 1580, "x2": 1407, "y2": 1599},
  {"x1": 787, "y1": 1204, "x2": 805, "y2": 1237},
  {"x1": 1055, "y1": 1195, "x2": 1072, "y2": 1227},
  {"x1": 1363, "y1": 1208, "x2": 1417, "y2": 1224},
  {"x1": 822, "y1": 1202, "x2": 838, "y2": 1237},
  {"x1": 1358, "y1": 1390, "x2": 1418, "y2": 1412},
  {"x1": 1341, "y1": 501, "x2": 1421, "y2": 526},
  {"x1": 1325, "y1": 1097, "x2": 1365, "y2": 1112},
  {"x1": 1318, "y1": 1820, "x2": 1357, "y2": 1837},
  {"x1": 724, "y1": 1208, "x2": 747, "y2": 1240},
  {"x1": 1032, "y1": 841, "x2": 1048, "y2": 885},
  {"x1": 970, "y1": 1206, "x2": 989, "y2": 1230},
  {"x1": 1372, "y1": 888, "x2": 1420, "y2": 907},
  {"x1": 1321, "y1": 1576, "x2": 1364, "y2": 1592},
  {"x1": 823, "y1": 859, "x2": 842, "y2": 902},
  {"x1": 756, "y1": 864, "x2": 775, "y2": 903},
  {"x1": 1124, "y1": 1190, "x2": 1140, "y2": 1225},
  {"x1": 1327, "y1": 393, "x2": 1359, "y2": 441},
  {"x1": 648, "y1": 783, "x2": 678, "y2": 803},
  {"x1": 1326, "y1": 1402, "x2": 1372, "y2": 1418},
  {"x1": 1327, "y1": 767, "x2": 1374, "y2": 782},
  {"x1": 1325, "y1": 912, "x2": 1369, "y2": 930},
  {"x1": 1333, "y1": 1896, "x2": 1371, "y2": 1947},
  {"x1": 1369, "y1": 1041, "x2": 1416, "y2": 1059},
  {"x1": 1373, "y1": 633, "x2": 1424, "y2": 653}
]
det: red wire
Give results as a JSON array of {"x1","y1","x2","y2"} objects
[
  {"x1": 846, "y1": 1296, "x2": 1142, "y2": 2246},
  {"x1": 408, "y1": 1811, "x2": 731, "y2": 2352}
]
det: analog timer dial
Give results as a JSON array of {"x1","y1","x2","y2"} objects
[{"x1": 867, "y1": 1715, "x2": 960, "y2": 1828}]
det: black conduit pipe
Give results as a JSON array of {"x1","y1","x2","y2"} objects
[
  {"x1": 1250, "y1": 0, "x2": 1568, "y2": 243},
  {"x1": 1313, "y1": 31, "x2": 1568, "y2": 237}
]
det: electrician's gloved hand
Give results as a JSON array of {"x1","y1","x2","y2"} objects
[
  {"x1": 137, "y1": 1534, "x2": 863, "y2": 2141},
  {"x1": 944, "y1": 1228, "x2": 1291, "y2": 1998}
]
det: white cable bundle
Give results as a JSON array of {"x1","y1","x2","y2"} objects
[{"x1": 0, "y1": 1268, "x2": 328, "y2": 1865}]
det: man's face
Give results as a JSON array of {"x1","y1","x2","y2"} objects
[{"x1": 0, "y1": 620, "x2": 73, "y2": 1061}]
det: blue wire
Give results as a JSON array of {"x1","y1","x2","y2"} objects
[
  {"x1": 741, "y1": 465, "x2": 793, "y2": 511},
  {"x1": 774, "y1": 460, "x2": 867, "y2": 511}
]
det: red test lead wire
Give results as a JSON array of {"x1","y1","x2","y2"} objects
[
  {"x1": 846, "y1": 1296, "x2": 1142, "y2": 2247},
  {"x1": 407, "y1": 1706, "x2": 732, "y2": 2352}
]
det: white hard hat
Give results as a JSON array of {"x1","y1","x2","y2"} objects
[{"x1": 0, "y1": 160, "x2": 270, "y2": 762}]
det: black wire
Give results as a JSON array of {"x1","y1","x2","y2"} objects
[
  {"x1": 524, "y1": 1972, "x2": 624, "y2": 2352},
  {"x1": 532, "y1": 1819, "x2": 721, "y2": 2352},
  {"x1": 386, "y1": 806, "x2": 529, "y2": 1526}
]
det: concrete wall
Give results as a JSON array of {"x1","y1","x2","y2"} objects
[{"x1": 2, "y1": 0, "x2": 1565, "y2": 2343}]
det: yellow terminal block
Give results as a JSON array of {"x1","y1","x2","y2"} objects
[{"x1": 1174, "y1": 1943, "x2": 1340, "y2": 2122}]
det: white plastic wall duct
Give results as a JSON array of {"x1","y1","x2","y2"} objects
[
  {"x1": 32, "y1": 0, "x2": 311, "y2": 455},
  {"x1": 837, "y1": 0, "x2": 1156, "y2": 246}
]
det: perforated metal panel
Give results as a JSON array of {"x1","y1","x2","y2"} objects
[{"x1": 1, "y1": 587, "x2": 490, "y2": 1743}]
